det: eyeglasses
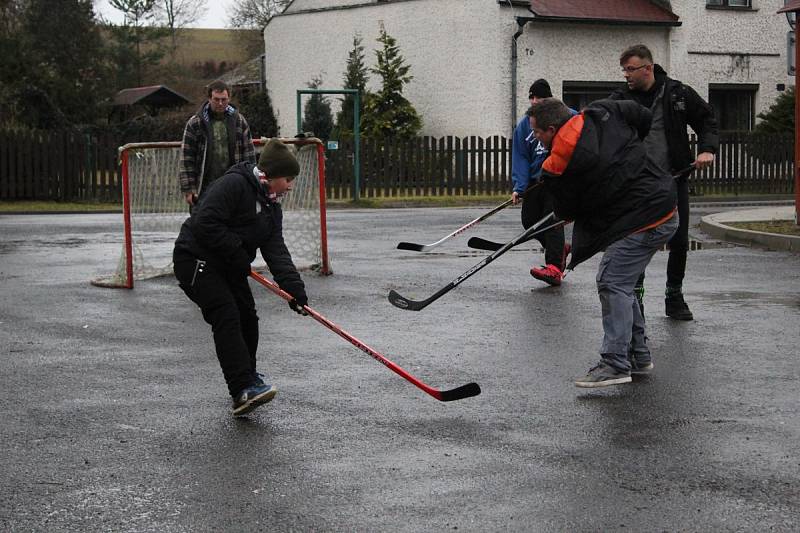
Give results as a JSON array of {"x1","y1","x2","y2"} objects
[{"x1": 621, "y1": 64, "x2": 650, "y2": 73}]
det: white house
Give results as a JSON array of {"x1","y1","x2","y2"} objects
[{"x1": 263, "y1": 0, "x2": 792, "y2": 138}]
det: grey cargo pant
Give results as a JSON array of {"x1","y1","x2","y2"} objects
[{"x1": 596, "y1": 213, "x2": 679, "y2": 370}]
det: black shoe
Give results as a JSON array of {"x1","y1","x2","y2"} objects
[
  {"x1": 665, "y1": 294, "x2": 693, "y2": 321},
  {"x1": 232, "y1": 383, "x2": 277, "y2": 417}
]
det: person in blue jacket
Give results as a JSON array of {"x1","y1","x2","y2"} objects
[{"x1": 511, "y1": 79, "x2": 572, "y2": 286}]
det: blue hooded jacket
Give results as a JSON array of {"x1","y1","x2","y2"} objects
[{"x1": 511, "y1": 108, "x2": 577, "y2": 194}]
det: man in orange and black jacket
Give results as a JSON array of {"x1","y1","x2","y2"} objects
[{"x1": 529, "y1": 97, "x2": 678, "y2": 388}]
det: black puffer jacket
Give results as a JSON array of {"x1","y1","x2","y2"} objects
[
  {"x1": 174, "y1": 161, "x2": 305, "y2": 297},
  {"x1": 608, "y1": 64, "x2": 719, "y2": 177},
  {"x1": 541, "y1": 99, "x2": 677, "y2": 269}
]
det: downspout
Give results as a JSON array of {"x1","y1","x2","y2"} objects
[{"x1": 511, "y1": 17, "x2": 535, "y2": 132}]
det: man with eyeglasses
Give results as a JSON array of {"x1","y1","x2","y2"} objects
[
  {"x1": 180, "y1": 80, "x2": 256, "y2": 207},
  {"x1": 609, "y1": 44, "x2": 718, "y2": 321}
]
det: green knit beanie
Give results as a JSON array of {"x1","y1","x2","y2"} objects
[{"x1": 257, "y1": 139, "x2": 300, "y2": 178}]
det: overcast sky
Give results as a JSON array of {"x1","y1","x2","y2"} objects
[{"x1": 94, "y1": 0, "x2": 233, "y2": 29}]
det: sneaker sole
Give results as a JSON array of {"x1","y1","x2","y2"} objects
[
  {"x1": 530, "y1": 272, "x2": 562, "y2": 286},
  {"x1": 232, "y1": 387, "x2": 277, "y2": 417},
  {"x1": 574, "y1": 375, "x2": 632, "y2": 388},
  {"x1": 666, "y1": 314, "x2": 693, "y2": 321}
]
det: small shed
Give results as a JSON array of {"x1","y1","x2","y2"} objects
[
  {"x1": 111, "y1": 85, "x2": 191, "y2": 117},
  {"x1": 219, "y1": 54, "x2": 266, "y2": 99}
]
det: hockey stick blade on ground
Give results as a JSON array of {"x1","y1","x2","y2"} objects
[
  {"x1": 396, "y1": 198, "x2": 512, "y2": 252},
  {"x1": 468, "y1": 219, "x2": 569, "y2": 252},
  {"x1": 249, "y1": 271, "x2": 480, "y2": 402},
  {"x1": 395, "y1": 182, "x2": 544, "y2": 252},
  {"x1": 389, "y1": 212, "x2": 556, "y2": 311}
]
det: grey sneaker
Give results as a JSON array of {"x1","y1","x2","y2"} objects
[
  {"x1": 575, "y1": 361, "x2": 632, "y2": 388},
  {"x1": 629, "y1": 355, "x2": 654, "y2": 375}
]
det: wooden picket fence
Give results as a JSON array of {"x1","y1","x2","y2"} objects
[
  {"x1": 0, "y1": 129, "x2": 794, "y2": 202},
  {"x1": 0, "y1": 129, "x2": 120, "y2": 201}
]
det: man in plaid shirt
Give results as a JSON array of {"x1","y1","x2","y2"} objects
[{"x1": 179, "y1": 80, "x2": 256, "y2": 206}]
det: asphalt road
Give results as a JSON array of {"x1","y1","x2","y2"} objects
[{"x1": 1, "y1": 205, "x2": 799, "y2": 532}]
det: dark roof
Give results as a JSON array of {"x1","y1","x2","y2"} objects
[
  {"x1": 528, "y1": 0, "x2": 680, "y2": 26},
  {"x1": 112, "y1": 85, "x2": 190, "y2": 107},
  {"x1": 218, "y1": 55, "x2": 264, "y2": 87}
]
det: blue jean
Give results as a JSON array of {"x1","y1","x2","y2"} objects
[{"x1": 596, "y1": 214, "x2": 678, "y2": 370}]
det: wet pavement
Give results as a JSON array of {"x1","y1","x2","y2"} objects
[{"x1": 1, "y1": 205, "x2": 799, "y2": 531}]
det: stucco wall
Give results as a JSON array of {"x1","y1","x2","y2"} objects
[
  {"x1": 515, "y1": 23, "x2": 669, "y2": 117},
  {"x1": 285, "y1": 0, "x2": 374, "y2": 12},
  {"x1": 265, "y1": 0, "x2": 791, "y2": 137},
  {"x1": 669, "y1": 0, "x2": 792, "y2": 116},
  {"x1": 265, "y1": 0, "x2": 525, "y2": 137}
]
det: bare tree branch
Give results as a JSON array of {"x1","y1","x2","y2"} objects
[{"x1": 228, "y1": 0, "x2": 289, "y2": 29}]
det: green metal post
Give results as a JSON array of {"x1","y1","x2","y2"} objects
[{"x1": 295, "y1": 88, "x2": 361, "y2": 202}]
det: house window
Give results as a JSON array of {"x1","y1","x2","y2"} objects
[
  {"x1": 708, "y1": 84, "x2": 757, "y2": 131},
  {"x1": 562, "y1": 81, "x2": 625, "y2": 111},
  {"x1": 706, "y1": 0, "x2": 752, "y2": 9}
]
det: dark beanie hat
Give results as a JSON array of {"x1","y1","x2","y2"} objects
[
  {"x1": 257, "y1": 139, "x2": 300, "y2": 178},
  {"x1": 528, "y1": 79, "x2": 552, "y2": 99}
]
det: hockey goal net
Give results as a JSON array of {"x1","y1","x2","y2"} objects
[{"x1": 91, "y1": 137, "x2": 330, "y2": 289}]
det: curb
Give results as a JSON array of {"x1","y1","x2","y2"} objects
[{"x1": 700, "y1": 209, "x2": 800, "y2": 253}]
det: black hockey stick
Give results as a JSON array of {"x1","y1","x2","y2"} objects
[
  {"x1": 468, "y1": 219, "x2": 569, "y2": 252},
  {"x1": 388, "y1": 212, "x2": 556, "y2": 311},
  {"x1": 396, "y1": 182, "x2": 543, "y2": 252},
  {"x1": 467, "y1": 166, "x2": 694, "y2": 252},
  {"x1": 249, "y1": 271, "x2": 480, "y2": 402}
]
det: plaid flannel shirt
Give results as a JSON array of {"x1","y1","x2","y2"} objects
[{"x1": 179, "y1": 103, "x2": 256, "y2": 194}]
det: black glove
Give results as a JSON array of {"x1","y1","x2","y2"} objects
[
  {"x1": 289, "y1": 299, "x2": 309, "y2": 316},
  {"x1": 282, "y1": 281, "x2": 308, "y2": 315},
  {"x1": 229, "y1": 248, "x2": 252, "y2": 277}
]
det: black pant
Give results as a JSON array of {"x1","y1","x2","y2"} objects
[
  {"x1": 666, "y1": 177, "x2": 690, "y2": 287},
  {"x1": 173, "y1": 252, "x2": 259, "y2": 397},
  {"x1": 520, "y1": 185, "x2": 566, "y2": 268},
  {"x1": 636, "y1": 177, "x2": 690, "y2": 291}
]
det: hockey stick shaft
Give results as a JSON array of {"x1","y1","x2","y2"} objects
[
  {"x1": 249, "y1": 271, "x2": 480, "y2": 401},
  {"x1": 388, "y1": 212, "x2": 556, "y2": 311},
  {"x1": 396, "y1": 182, "x2": 543, "y2": 252},
  {"x1": 467, "y1": 166, "x2": 693, "y2": 252},
  {"x1": 396, "y1": 198, "x2": 512, "y2": 252}
]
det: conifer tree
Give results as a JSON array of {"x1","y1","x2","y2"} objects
[
  {"x1": 301, "y1": 76, "x2": 334, "y2": 141},
  {"x1": 754, "y1": 87, "x2": 794, "y2": 135},
  {"x1": 335, "y1": 33, "x2": 369, "y2": 138},
  {"x1": 361, "y1": 23, "x2": 422, "y2": 139},
  {"x1": 239, "y1": 89, "x2": 280, "y2": 138}
]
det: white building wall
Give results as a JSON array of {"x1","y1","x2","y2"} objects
[
  {"x1": 265, "y1": 0, "x2": 526, "y2": 137},
  {"x1": 265, "y1": 0, "x2": 791, "y2": 137},
  {"x1": 515, "y1": 23, "x2": 669, "y2": 116},
  {"x1": 669, "y1": 0, "x2": 792, "y2": 117},
  {"x1": 285, "y1": 0, "x2": 374, "y2": 11}
]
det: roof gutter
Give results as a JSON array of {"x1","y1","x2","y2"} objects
[
  {"x1": 511, "y1": 16, "x2": 535, "y2": 131},
  {"x1": 526, "y1": 16, "x2": 681, "y2": 27}
]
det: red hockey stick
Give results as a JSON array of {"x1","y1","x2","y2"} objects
[{"x1": 248, "y1": 271, "x2": 480, "y2": 402}]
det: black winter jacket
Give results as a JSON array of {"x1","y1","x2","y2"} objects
[
  {"x1": 542, "y1": 99, "x2": 677, "y2": 269},
  {"x1": 174, "y1": 161, "x2": 305, "y2": 297},
  {"x1": 608, "y1": 65, "x2": 719, "y2": 178}
]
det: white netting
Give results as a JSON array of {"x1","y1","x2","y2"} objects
[{"x1": 92, "y1": 139, "x2": 328, "y2": 288}]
